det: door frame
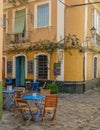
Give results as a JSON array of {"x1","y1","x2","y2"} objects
[
  {"x1": 13, "y1": 54, "x2": 27, "y2": 79},
  {"x1": 2, "y1": 56, "x2": 7, "y2": 79}
]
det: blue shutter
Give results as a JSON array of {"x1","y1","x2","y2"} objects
[
  {"x1": 37, "y1": 4, "x2": 49, "y2": 27},
  {"x1": 16, "y1": 57, "x2": 20, "y2": 86},
  {"x1": 20, "y1": 57, "x2": 25, "y2": 86}
]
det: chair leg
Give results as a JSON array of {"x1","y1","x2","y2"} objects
[
  {"x1": 26, "y1": 118, "x2": 31, "y2": 126},
  {"x1": 51, "y1": 109, "x2": 56, "y2": 120},
  {"x1": 42, "y1": 110, "x2": 57, "y2": 126}
]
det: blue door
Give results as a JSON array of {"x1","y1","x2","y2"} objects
[{"x1": 16, "y1": 56, "x2": 25, "y2": 86}]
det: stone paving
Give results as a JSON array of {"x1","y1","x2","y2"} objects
[{"x1": 0, "y1": 87, "x2": 100, "y2": 130}]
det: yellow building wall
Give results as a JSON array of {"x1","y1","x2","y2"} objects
[
  {"x1": 64, "y1": 49, "x2": 83, "y2": 81},
  {"x1": 49, "y1": 51, "x2": 57, "y2": 80},
  {"x1": 87, "y1": 52, "x2": 93, "y2": 80},
  {"x1": 4, "y1": 0, "x2": 99, "y2": 83},
  {"x1": 65, "y1": 0, "x2": 85, "y2": 41},
  {"x1": 4, "y1": 49, "x2": 57, "y2": 80},
  {"x1": 87, "y1": 52, "x2": 100, "y2": 80},
  {"x1": 87, "y1": 5, "x2": 93, "y2": 39},
  {"x1": 98, "y1": 55, "x2": 100, "y2": 77}
]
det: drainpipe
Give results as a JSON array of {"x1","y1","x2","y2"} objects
[
  {"x1": 0, "y1": 0, "x2": 3, "y2": 121},
  {"x1": 83, "y1": 52, "x2": 86, "y2": 93}
]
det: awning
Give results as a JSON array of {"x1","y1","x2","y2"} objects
[{"x1": 12, "y1": 9, "x2": 26, "y2": 34}]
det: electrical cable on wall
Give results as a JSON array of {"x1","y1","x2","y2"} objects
[{"x1": 58, "y1": 0, "x2": 100, "y2": 7}]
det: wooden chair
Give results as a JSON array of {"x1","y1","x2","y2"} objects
[
  {"x1": 42, "y1": 94, "x2": 58, "y2": 126},
  {"x1": 14, "y1": 87, "x2": 25, "y2": 94},
  {"x1": 12, "y1": 92, "x2": 23, "y2": 118},
  {"x1": 17, "y1": 99, "x2": 38, "y2": 125},
  {"x1": 40, "y1": 88, "x2": 51, "y2": 95}
]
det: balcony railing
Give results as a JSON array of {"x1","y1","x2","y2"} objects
[
  {"x1": 92, "y1": 33, "x2": 100, "y2": 46},
  {"x1": 3, "y1": 31, "x2": 31, "y2": 51},
  {"x1": 3, "y1": 31, "x2": 31, "y2": 45}
]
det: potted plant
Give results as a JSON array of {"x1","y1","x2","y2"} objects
[{"x1": 47, "y1": 83, "x2": 59, "y2": 94}]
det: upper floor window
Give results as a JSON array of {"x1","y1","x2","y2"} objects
[
  {"x1": 13, "y1": 9, "x2": 26, "y2": 43},
  {"x1": 37, "y1": 4, "x2": 49, "y2": 27},
  {"x1": 13, "y1": 9, "x2": 26, "y2": 34},
  {"x1": 34, "y1": 1, "x2": 51, "y2": 28},
  {"x1": 92, "y1": 9, "x2": 100, "y2": 34}
]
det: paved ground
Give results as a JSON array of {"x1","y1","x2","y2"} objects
[{"x1": 0, "y1": 87, "x2": 100, "y2": 130}]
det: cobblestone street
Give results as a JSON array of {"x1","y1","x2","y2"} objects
[{"x1": 0, "y1": 87, "x2": 100, "y2": 130}]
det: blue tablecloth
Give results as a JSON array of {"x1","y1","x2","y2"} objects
[
  {"x1": 23, "y1": 94, "x2": 45, "y2": 101},
  {"x1": 3, "y1": 89, "x2": 15, "y2": 93}
]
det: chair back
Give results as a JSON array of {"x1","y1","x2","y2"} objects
[
  {"x1": 17, "y1": 99, "x2": 29, "y2": 109},
  {"x1": 6, "y1": 78, "x2": 13, "y2": 85},
  {"x1": 44, "y1": 94, "x2": 58, "y2": 108},
  {"x1": 14, "y1": 87, "x2": 25, "y2": 93},
  {"x1": 13, "y1": 92, "x2": 22, "y2": 107},
  {"x1": 31, "y1": 82, "x2": 40, "y2": 93}
]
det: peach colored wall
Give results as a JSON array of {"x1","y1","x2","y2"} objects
[
  {"x1": 4, "y1": 0, "x2": 57, "y2": 42},
  {"x1": 30, "y1": 0, "x2": 57, "y2": 42}
]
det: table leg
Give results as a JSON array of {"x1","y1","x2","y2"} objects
[{"x1": 7, "y1": 93, "x2": 14, "y2": 109}]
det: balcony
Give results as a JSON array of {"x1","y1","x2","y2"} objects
[
  {"x1": 3, "y1": 32, "x2": 31, "y2": 51},
  {"x1": 92, "y1": 33, "x2": 100, "y2": 46}
]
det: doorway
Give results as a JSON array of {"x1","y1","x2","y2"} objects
[{"x1": 15, "y1": 56, "x2": 25, "y2": 86}]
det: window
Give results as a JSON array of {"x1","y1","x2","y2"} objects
[
  {"x1": 27, "y1": 60, "x2": 34, "y2": 74},
  {"x1": 92, "y1": 9, "x2": 97, "y2": 29},
  {"x1": 36, "y1": 55, "x2": 48, "y2": 80},
  {"x1": 92, "y1": 9, "x2": 100, "y2": 45},
  {"x1": 34, "y1": 1, "x2": 51, "y2": 28},
  {"x1": 3, "y1": 14, "x2": 6, "y2": 29},
  {"x1": 7, "y1": 61, "x2": 12, "y2": 74},
  {"x1": 37, "y1": 4, "x2": 49, "y2": 27},
  {"x1": 13, "y1": 9, "x2": 26, "y2": 43},
  {"x1": 92, "y1": 9, "x2": 100, "y2": 34},
  {"x1": 93, "y1": 57, "x2": 97, "y2": 78}
]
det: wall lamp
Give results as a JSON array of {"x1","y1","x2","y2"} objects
[
  {"x1": 85, "y1": 26, "x2": 96, "y2": 47},
  {"x1": 90, "y1": 26, "x2": 96, "y2": 35}
]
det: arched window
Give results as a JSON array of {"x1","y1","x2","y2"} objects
[
  {"x1": 36, "y1": 55, "x2": 48, "y2": 80},
  {"x1": 93, "y1": 57, "x2": 97, "y2": 78}
]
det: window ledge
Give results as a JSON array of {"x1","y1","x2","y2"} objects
[{"x1": 34, "y1": 25, "x2": 52, "y2": 30}]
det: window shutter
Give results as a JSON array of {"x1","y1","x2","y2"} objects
[{"x1": 13, "y1": 9, "x2": 26, "y2": 34}]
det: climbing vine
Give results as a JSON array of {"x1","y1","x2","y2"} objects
[{"x1": 7, "y1": 34, "x2": 84, "y2": 54}]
